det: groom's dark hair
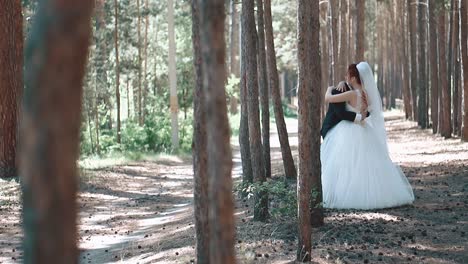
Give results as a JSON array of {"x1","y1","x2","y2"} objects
[{"x1": 348, "y1": 64, "x2": 362, "y2": 85}]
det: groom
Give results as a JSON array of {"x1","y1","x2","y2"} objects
[{"x1": 320, "y1": 81, "x2": 369, "y2": 139}]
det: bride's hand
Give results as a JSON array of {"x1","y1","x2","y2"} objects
[{"x1": 336, "y1": 81, "x2": 347, "y2": 92}]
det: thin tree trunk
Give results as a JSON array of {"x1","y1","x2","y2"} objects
[
  {"x1": 198, "y1": 1, "x2": 236, "y2": 262},
  {"x1": 418, "y1": 0, "x2": 428, "y2": 128},
  {"x1": 257, "y1": 0, "x2": 271, "y2": 180},
  {"x1": 137, "y1": 0, "x2": 143, "y2": 125},
  {"x1": 126, "y1": 77, "x2": 130, "y2": 119},
  {"x1": 461, "y1": 0, "x2": 468, "y2": 140},
  {"x1": 230, "y1": 0, "x2": 240, "y2": 77},
  {"x1": 429, "y1": 0, "x2": 439, "y2": 133},
  {"x1": 239, "y1": 0, "x2": 253, "y2": 186},
  {"x1": 338, "y1": 0, "x2": 348, "y2": 79},
  {"x1": 330, "y1": 0, "x2": 339, "y2": 84},
  {"x1": 297, "y1": 1, "x2": 312, "y2": 259},
  {"x1": 451, "y1": 0, "x2": 460, "y2": 134},
  {"x1": 439, "y1": 7, "x2": 452, "y2": 138},
  {"x1": 114, "y1": 0, "x2": 121, "y2": 144},
  {"x1": 168, "y1": 0, "x2": 179, "y2": 150},
  {"x1": 408, "y1": 0, "x2": 419, "y2": 121},
  {"x1": 191, "y1": 1, "x2": 209, "y2": 262},
  {"x1": 143, "y1": 0, "x2": 149, "y2": 124},
  {"x1": 243, "y1": 0, "x2": 267, "y2": 221},
  {"x1": 320, "y1": 2, "x2": 329, "y2": 118},
  {"x1": 0, "y1": 0, "x2": 22, "y2": 178},
  {"x1": 21, "y1": 0, "x2": 93, "y2": 262},
  {"x1": 355, "y1": 0, "x2": 365, "y2": 61},
  {"x1": 264, "y1": 0, "x2": 297, "y2": 179},
  {"x1": 401, "y1": 0, "x2": 412, "y2": 120}
]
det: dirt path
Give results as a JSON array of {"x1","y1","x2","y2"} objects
[{"x1": 0, "y1": 111, "x2": 467, "y2": 263}]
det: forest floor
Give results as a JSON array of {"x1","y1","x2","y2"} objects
[{"x1": 0, "y1": 110, "x2": 467, "y2": 264}]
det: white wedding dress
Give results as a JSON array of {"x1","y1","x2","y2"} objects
[{"x1": 321, "y1": 62, "x2": 414, "y2": 210}]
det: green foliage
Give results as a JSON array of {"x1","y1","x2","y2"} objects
[{"x1": 236, "y1": 178, "x2": 297, "y2": 220}]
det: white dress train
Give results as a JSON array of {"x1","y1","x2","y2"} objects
[{"x1": 321, "y1": 90, "x2": 414, "y2": 210}]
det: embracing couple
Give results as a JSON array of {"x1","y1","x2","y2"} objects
[{"x1": 320, "y1": 62, "x2": 415, "y2": 210}]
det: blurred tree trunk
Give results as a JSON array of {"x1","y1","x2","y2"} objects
[
  {"x1": 439, "y1": 6, "x2": 452, "y2": 138},
  {"x1": 257, "y1": 0, "x2": 271, "y2": 179},
  {"x1": 114, "y1": 0, "x2": 121, "y2": 144},
  {"x1": 297, "y1": 0, "x2": 312, "y2": 260},
  {"x1": 239, "y1": 0, "x2": 253, "y2": 186},
  {"x1": 137, "y1": 0, "x2": 143, "y2": 125},
  {"x1": 338, "y1": 0, "x2": 348, "y2": 79},
  {"x1": 330, "y1": 0, "x2": 339, "y2": 83},
  {"x1": 418, "y1": 0, "x2": 428, "y2": 128},
  {"x1": 143, "y1": 0, "x2": 149, "y2": 124},
  {"x1": 0, "y1": 0, "x2": 22, "y2": 178},
  {"x1": 355, "y1": 0, "x2": 365, "y2": 61},
  {"x1": 191, "y1": 1, "x2": 209, "y2": 262},
  {"x1": 429, "y1": 0, "x2": 439, "y2": 132},
  {"x1": 21, "y1": 0, "x2": 93, "y2": 262},
  {"x1": 243, "y1": 0, "x2": 268, "y2": 221},
  {"x1": 264, "y1": 0, "x2": 297, "y2": 179},
  {"x1": 320, "y1": 2, "x2": 329, "y2": 117},
  {"x1": 461, "y1": 0, "x2": 468, "y2": 140},
  {"x1": 230, "y1": 0, "x2": 240, "y2": 77},
  {"x1": 408, "y1": 0, "x2": 418, "y2": 121},
  {"x1": 168, "y1": 0, "x2": 179, "y2": 150},
  {"x1": 198, "y1": 0, "x2": 236, "y2": 263},
  {"x1": 451, "y1": 0, "x2": 461, "y2": 135},
  {"x1": 401, "y1": 0, "x2": 412, "y2": 120}
]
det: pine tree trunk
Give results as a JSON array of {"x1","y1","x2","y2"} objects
[
  {"x1": 21, "y1": 0, "x2": 93, "y2": 262},
  {"x1": 230, "y1": 0, "x2": 240, "y2": 77},
  {"x1": 320, "y1": 2, "x2": 329, "y2": 117},
  {"x1": 418, "y1": 0, "x2": 428, "y2": 128},
  {"x1": 0, "y1": 0, "x2": 22, "y2": 178},
  {"x1": 439, "y1": 7, "x2": 452, "y2": 138},
  {"x1": 355, "y1": 0, "x2": 365, "y2": 61},
  {"x1": 451, "y1": 0, "x2": 460, "y2": 135},
  {"x1": 429, "y1": 0, "x2": 439, "y2": 132},
  {"x1": 338, "y1": 0, "x2": 348, "y2": 79},
  {"x1": 137, "y1": 0, "x2": 143, "y2": 125},
  {"x1": 198, "y1": 1, "x2": 236, "y2": 262},
  {"x1": 168, "y1": 0, "x2": 179, "y2": 149},
  {"x1": 143, "y1": 0, "x2": 149, "y2": 124},
  {"x1": 264, "y1": 0, "x2": 297, "y2": 179},
  {"x1": 239, "y1": 0, "x2": 253, "y2": 186},
  {"x1": 191, "y1": 1, "x2": 210, "y2": 262},
  {"x1": 401, "y1": 0, "x2": 412, "y2": 120},
  {"x1": 461, "y1": 0, "x2": 468, "y2": 140},
  {"x1": 297, "y1": 0, "x2": 322, "y2": 260},
  {"x1": 408, "y1": 0, "x2": 418, "y2": 121},
  {"x1": 257, "y1": 0, "x2": 271, "y2": 180},
  {"x1": 114, "y1": 0, "x2": 121, "y2": 144},
  {"x1": 330, "y1": 0, "x2": 339, "y2": 83},
  {"x1": 243, "y1": 0, "x2": 268, "y2": 221}
]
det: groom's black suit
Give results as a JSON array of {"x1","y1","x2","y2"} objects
[{"x1": 320, "y1": 83, "x2": 366, "y2": 139}]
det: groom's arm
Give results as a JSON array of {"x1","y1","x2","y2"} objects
[{"x1": 330, "y1": 89, "x2": 362, "y2": 122}]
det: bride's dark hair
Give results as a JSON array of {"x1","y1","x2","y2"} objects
[{"x1": 348, "y1": 64, "x2": 362, "y2": 85}]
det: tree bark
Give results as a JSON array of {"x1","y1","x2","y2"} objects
[
  {"x1": 401, "y1": 0, "x2": 413, "y2": 120},
  {"x1": 114, "y1": 0, "x2": 121, "y2": 144},
  {"x1": 418, "y1": 0, "x2": 428, "y2": 128},
  {"x1": 137, "y1": 0, "x2": 143, "y2": 125},
  {"x1": 191, "y1": 1, "x2": 210, "y2": 262},
  {"x1": 461, "y1": 0, "x2": 468, "y2": 140},
  {"x1": 429, "y1": 0, "x2": 439, "y2": 132},
  {"x1": 297, "y1": 0, "x2": 323, "y2": 260},
  {"x1": 230, "y1": 0, "x2": 240, "y2": 77},
  {"x1": 330, "y1": 0, "x2": 339, "y2": 83},
  {"x1": 338, "y1": 0, "x2": 348, "y2": 79},
  {"x1": 451, "y1": 0, "x2": 460, "y2": 135},
  {"x1": 198, "y1": 0, "x2": 236, "y2": 263},
  {"x1": 355, "y1": 0, "x2": 365, "y2": 61},
  {"x1": 243, "y1": 0, "x2": 268, "y2": 221},
  {"x1": 408, "y1": 0, "x2": 419, "y2": 121},
  {"x1": 439, "y1": 7, "x2": 452, "y2": 138},
  {"x1": 0, "y1": 0, "x2": 22, "y2": 178},
  {"x1": 168, "y1": 0, "x2": 179, "y2": 149},
  {"x1": 264, "y1": 0, "x2": 297, "y2": 179},
  {"x1": 257, "y1": 0, "x2": 271, "y2": 180},
  {"x1": 21, "y1": 0, "x2": 93, "y2": 262}
]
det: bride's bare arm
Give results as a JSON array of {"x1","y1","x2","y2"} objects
[{"x1": 325, "y1": 86, "x2": 355, "y2": 103}]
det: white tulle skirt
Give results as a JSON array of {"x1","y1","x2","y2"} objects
[{"x1": 321, "y1": 121, "x2": 415, "y2": 210}]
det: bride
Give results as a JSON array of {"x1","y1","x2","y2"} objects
[{"x1": 321, "y1": 62, "x2": 414, "y2": 210}]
